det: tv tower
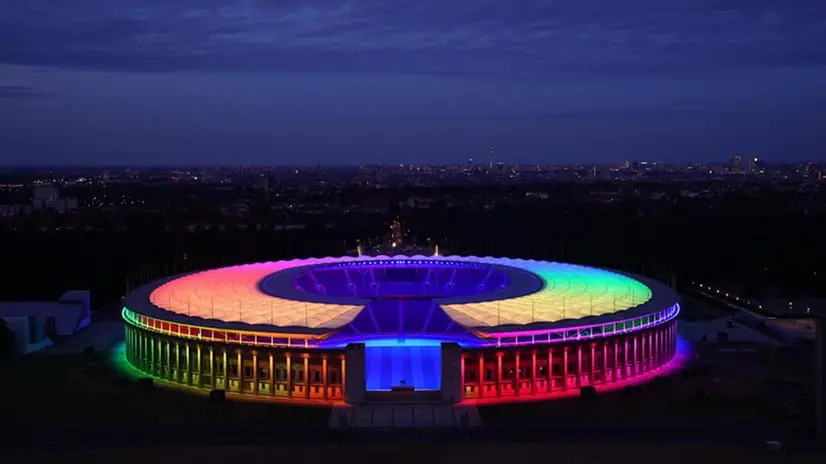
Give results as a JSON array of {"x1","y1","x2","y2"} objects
[{"x1": 488, "y1": 145, "x2": 494, "y2": 170}]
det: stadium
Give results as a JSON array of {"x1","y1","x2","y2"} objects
[{"x1": 121, "y1": 256, "x2": 683, "y2": 404}]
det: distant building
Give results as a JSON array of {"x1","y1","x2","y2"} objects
[
  {"x1": 0, "y1": 290, "x2": 91, "y2": 354},
  {"x1": 32, "y1": 197, "x2": 78, "y2": 213},
  {"x1": 32, "y1": 185, "x2": 59, "y2": 203},
  {"x1": 0, "y1": 204, "x2": 31, "y2": 217},
  {"x1": 29, "y1": 184, "x2": 78, "y2": 213},
  {"x1": 730, "y1": 155, "x2": 743, "y2": 173},
  {"x1": 748, "y1": 157, "x2": 759, "y2": 174},
  {"x1": 261, "y1": 175, "x2": 277, "y2": 201}
]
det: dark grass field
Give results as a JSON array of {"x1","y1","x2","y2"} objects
[
  {"x1": 0, "y1": 348, "x2": 811, "y2": 440},
  {"x1": 3, "y1": 443, "x2": 823, "y2": 463},
  {"x1": 0, "y1": 353, "x2": 331, "y2": 433},
  {"x1": 478, "y1": 340, "x2": 813, "y2": 433}
]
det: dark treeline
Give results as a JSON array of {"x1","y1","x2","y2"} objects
[{"x1": 1, "y1": 183, "x2": 823, "y2": 312}]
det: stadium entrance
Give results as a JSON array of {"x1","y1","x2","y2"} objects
[{"x1": 364, "y1": 338, "x2": 442, "y2": 391}]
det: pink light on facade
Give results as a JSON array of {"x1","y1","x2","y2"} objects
[{"x1": 463, "y1": 334, "x2": 691, "y2": 405}]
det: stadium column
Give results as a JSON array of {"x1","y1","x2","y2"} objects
[
  {"x1": 648, "y1": 331, "x2": 654, "y2": 370},
  {"x1": 175, "y1": 343, "x2": 181, "y2": 382},
  {"x1": 653, "y1": 328, "x2": 659, "y2": 367},
  {"x1": 252, "y1": 351, "x2": 259, "y2": 395},
  {"x1": 477, "y1": 353, "x2": 484, "y2": 397},
  {"x1": 340, "y1": 356, "x2": 346, "y2": 399},
  {"x1": 613, "y1": 339, "x2": 619, "y2": 382},
  {"x1": 496, "y1": 352, "x2": 503, "y2": 397},
  {"x1": 514, "y1": 352, "x2": 521, "y2": 396},
  {"x1": 166, "y1": 340, "x2": 172, "y2": 381},
  {"x1": 640, "y1": 333, "x2": 647, "y2": 373},
  {"x1": 237, "y1": 351, "x2": 243, "y2": 393},
  {"x1": 589, "y1": 343, "x2": 596, "y2": 385},
  {"x1": 304, "y1": 356, "x2": 310, "y2": 399},
  {"x1": 531, "y1": 350, "x2": 537, "y2": 394},
  {"x1": 643, "y1": 331, "x2": 649, "y2": 371},
  {"x1": 322, "y1": 356, "x2": 328, "y2": 400},
  {"x1": 144, "y1": 336, "x2": 151, "y2": 377},
  {"x1": 602, "y1": 341, "x2": 609, "y2": 383},
  {"x1": 459, "y1": 354, "x2": 466, "y2": 397},
  {"x1": 562, "y1": 346, "x2": 569, "y2": 390},
  {"x1": 185, "y1": 343, "x2": 191, "y2": 385},
  {"x1": 157, "y1": 339, "x2": 162, "y2": 376},
  {"x1": 671, "y1": 319, "x2": 680, "y2": 356},
  {"x1": 209, "y1": 347, "x2": 216, "y2": 389},
  {"x1": 633, "y1": 335, "x2": 639, "y2": 376},
  {"x1": 196, "y1": 345, "x2": 202, "y2": 387},
  {"x1": 286, "y1": 354, "x2": 292, "y2": 399},
  {"x1": 141, "y1": 332, "x2": 147, "y2": 371},
  {"x1": 672, "y1": 321, "x2": 676, "y2": 357},
  {"x1": 623, "y1": 337, "x2": 630, "y2": 378},
  {"x1": 663, "y1": 324, "x2": 668, "y2": 359},
  {"x1": 148, "y1": 334, "x2": 153, "y2": 373},
  {"x1": 268, "y1": 353, "x2": 275, "y2": 396},
  {"x1": 222, "y1": 350, "x2": 228, "y2": 390},
  {"x1": 149, "y1": 336, "x2": 155, "y2": 375},
  {"x1": 641, "y1": 332, "x2": 647, "y2": 372},
  {"x1": 139, "y1": 332, "x2": 144, "y2": 370},
  {"x1": 576, "y1": 345, "x2": 583, "y2": 388},
  {"x1": 547, "y1": 348, "x2": 553, "y2": 392},
  {"x1": 656, "y1": 327, "x2": 662, "y2": 366}
]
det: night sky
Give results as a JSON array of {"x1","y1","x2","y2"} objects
[{"x1": 1, "y1": 1, "x2": 825, "y2": 165}]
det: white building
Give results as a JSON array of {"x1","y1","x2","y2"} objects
[{"x1": 0, "y1": 290, "x2": 91, "y2": 354}]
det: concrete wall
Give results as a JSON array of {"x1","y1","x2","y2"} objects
[
  {"x1": 440, "y1": 342, "x2": 462, "y2": 403},
  {"x1": 344, "y1": 343, "x2": 366, "y2": 404},
  {"x1": 58, "y1": 290, "x2": 91, "y2": 333},
  {"x1": 0, "y1": 316, "x2": 53, "y2": 354}
]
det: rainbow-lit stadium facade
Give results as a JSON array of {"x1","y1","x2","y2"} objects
[{"x1": 122, "y1": 256, "x2": 684, "y2": 404}]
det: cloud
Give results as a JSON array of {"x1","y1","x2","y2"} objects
[
  {"x1": 0, "y1": 0, "x2": 825, "y2": 75},
  {"x1": 0, "y1": 84, "x2": 51, "y2": 99}
]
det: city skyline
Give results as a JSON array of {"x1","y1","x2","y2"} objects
[{"x1": 2, "y1": 1, "x2": 825, "y2": 165}]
